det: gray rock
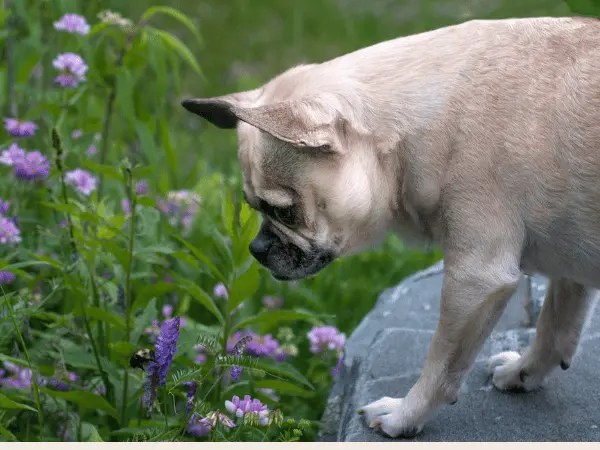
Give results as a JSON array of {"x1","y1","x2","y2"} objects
[{"x1": 320, "y1": 261, "x2": 600, "y2": 442}]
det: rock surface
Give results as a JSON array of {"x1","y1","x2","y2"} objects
[{"x1": 319, "y1": 261, "x2": 600, "y2": 441}]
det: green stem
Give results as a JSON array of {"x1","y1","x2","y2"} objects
[
  {"x1": 97, "y1": 24, "x2": 140, "y2": 198},
  {"x1": 120, "y1": 164, "x2": 137, "y2": 427},
  {"x1": 1, "y1": 289, "x2": 44, "y2": 440}
]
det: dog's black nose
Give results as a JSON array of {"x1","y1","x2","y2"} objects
[{"x1": 249, "y1": 236, "x2": 271, "y2": 264}]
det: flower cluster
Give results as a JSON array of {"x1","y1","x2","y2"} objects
[
  {"x1": 3, "y1": 118, "x2": 37, "y2": 138},
  {"x1": 53, "y1": 53, "x2": 88, "y2": 88},
  {"x1": 65, "y1": 169, "x2": 97, "y2": 196},
  {"x1": 0, "y1": 198, "x2": 20, "y2": 245},
  {"x1": 0, "y1": 143, "x2": 50, "y2": 182},
  {"x1": 54, "y1": 13, "x2": 90, "y2": 35},
  {"x1": 225, "y1": 395, "x2": 270, "y2": 426},
  {"x1": 143, "y1": 317, "x2": 181, "y2": 409},
  {"x1": 98, "y1": 10, "x2": 133, "y2": 28},
  {"x1": 187, "y1": 411, "x2": 236, "y2": 438},
  {"x1": 0, "y1": 361, "x2": 78, "y2": 391},
  {"x1": 157, "y1": 190, "x2": 201, "y2": 230},
  {"x1": 307, "y1": 325, "x2": 346, "y2": 376}
]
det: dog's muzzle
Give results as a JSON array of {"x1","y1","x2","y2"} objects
[{"x1": 249, "y1": 222, "x2": 334, "y2": 280}]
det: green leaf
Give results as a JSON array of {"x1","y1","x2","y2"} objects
[
  {"x1": 0, "y1": 422, "x2": 17, "y2": 441},
  {"x1": 115, "y1": 70, "x2": 136, "y2": 126},
  {"x1": 173, "y1": 236, "x2": 226, "y2": 284},
  {"x1": 39, "y1": 388, "x2": 119, "y2": 419},
  {"x1": 134, "y1": 120, "x2": 157, "y2": 162},
  {"x1": 132, "y1": 282, "x2": 177, "y2": 312},
  {"x1": 141, "y1": 5, "x2": 203, "y2": 46},
  {"x1": 232, "y1": 309, "x2": 328, "y2": 333},
  {"x1": 83, "y1": 423, "x2": 104, "y2": 442},
  {"x1": 563, "y1": 0, "x2": 599, "y2": 15},
  {"x1": 253, "y1": 379, "x2": 314, "y2": 398},
  {"x1": 80, "y1": 306, "x2": 126, "y2": 330},
  {"x1": 81, "y1": 161, "x2": 125, "y2": 183},
  {"x1": 137, "y1": 196, "x2": 156, "y2": 208},
  {"x1": 0, "y1": 392, "x2": 37, "y2": 411},
  {"x1": 159, "y1": 119, "x2": 177, "y2": 185},
  {"x1": 167, "y1": 368, "x2": 204, "y2": 391},
  {"x1": 253, "y1": 359, "x2": 314, "y2": 390},
  {"x1": 132, "y1": 298, "x2": 157, "y2": 345},
  {"x1": 0, "y1": 260, "x2": 52, "y2": 271},
  {"x1": 228, "y1": 262, "x2": 259, "y2": 313},
  {"x1": 222, "y1": 189, "x2": 235, "y2": 237},
  {"x1": 148, "y1": 28, "x2": 203, "y2": 78},
  {"x1": 175, "y1": 277, "x2": 224, "y2": 324}
]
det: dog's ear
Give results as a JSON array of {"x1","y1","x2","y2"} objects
[
  {"x1": 181, "y1": 89, "x2": 261, "y2": 129},
  {"x1": 232, "y1": 97, "x2": 348, "y2": 153}
]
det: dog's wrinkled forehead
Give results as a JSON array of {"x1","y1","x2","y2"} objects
[{"x1": 237, "y1": 122, "x2": 305, "y2": 200}]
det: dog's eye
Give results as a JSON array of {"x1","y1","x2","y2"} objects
[{"x1": 273, "y1": 206, "x2": 295, "y2": 226}]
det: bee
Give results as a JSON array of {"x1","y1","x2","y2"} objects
[{"x1": 129, "y1": 348, "x2": 155, "y2": 371}]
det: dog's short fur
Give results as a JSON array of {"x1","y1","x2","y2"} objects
[{"x1": 182, "y1": 17, "x2": 600, "y2": 438}]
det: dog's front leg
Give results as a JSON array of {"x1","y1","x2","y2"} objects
[{"x1": 358, "y1": 255, "x2": 521, "y2": 438}]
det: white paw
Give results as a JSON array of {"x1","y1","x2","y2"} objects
[
  {"x1": 357, "y1": 397, "x2": 424, "y2": 438},
  {"x1": 487, "y1": 351, "x2": 541, "y2": 392}
]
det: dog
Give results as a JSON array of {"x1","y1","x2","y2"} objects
[{"x1": 181, "y1": 16, "x2": 600, "y2": 438}]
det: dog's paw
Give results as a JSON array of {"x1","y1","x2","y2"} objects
[
  {"x1": 487, "y1": 351, "x2": 542, "y2": 392},
  {"x1": 357, "y1": 397, "x2": 424, "y2": 438}
]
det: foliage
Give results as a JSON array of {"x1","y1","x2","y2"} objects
[{"x1": 5, "y1": 0, "x2": 587, "y2": 443}]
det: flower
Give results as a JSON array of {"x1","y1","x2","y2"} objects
[
  {"x1": 71, "y1": 129, "x2": 83, "y2": 139},
  {"x1": 136, "y1": 180, "x2": 150, "y2": 195},
  {"x1": 121, "y1": 198, "x2": 131, "y2": 215},
  {"x1": 193, "y1": 344, "x2": 207, "y2": 365},
  {"x1": 213, "y1": 282, "x2": 228, "y2": 299},
  {"x1": 0, "y1": 216, "x2": 21, "y2": 244},
  {"x1": 54, "y1": 13, "x2": 90, "y2": 35},
  {"x1": 225, "y1": 395, "x2": 269, "y2": 426},
  {"x1": 246, "y1": 334, "x2": 281, "y2": 358},
  {"x1": 3, "y1": 118, "x2": 37, "y2": 138},
  {"x1": 0, "y1": 271, "x2": 16, "y2": 284},
  {"x1": 87, "y1": 144, "x2": 97, "y2": 156},
  {"x1": 156, "y1": 190, "x2": 201, "y2": 230},
  {"x1": 0, "y1": 143, "x2": 26, "y2": 166},
  {"x1": 331, "y1": 351, "x2": 344, "y2": 376},
  {"x1": 162, "y1": 304, "x2": 173, "y2": 318},
  {"x1": 53, "y1": 53, "x2": 88, "y2": 88},
  {"x1": 0, "y1": 362, "x2": 34, "y2": 389},
  {"x1": 98, "y1": 10, "x2": 133, "y2": 28},
  {"x1": 262, "y1": 295, "x2": 283, "y2": 309},
  {"x1": 307, "y1": 326, "x2": 346, "y2": 354},
  {"x1": 14, "y1": 151, "x2": 50, "y2": 181},
  {"x1": 184, "y1": 381, "x2": 197, "y2": 415},
  {"x1": 187, "y1": 414, "x2": 212, "y2": 438},
  {"x1": 150, "y1": 316, "x2": 180, "y2": 384},
  {"x1": 0, "y1": 200, "x2": 10, "y2": 215},
  {"x1": 65, "y1": 169, "x2": 96, "y2": 196}
]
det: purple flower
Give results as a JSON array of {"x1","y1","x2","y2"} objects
[
  {"x1": 71, "y1": 129, "x2": 83, "y2": 139},
  {"x1": 213, "y1": 282, "x2": 228, "y2": 300},
  {"x1": 14, "y1": 151, "x2": 50, "y2": 181},
  {"x1": 136, "y1": 180, "x2": 150, "y2": 195},
  {"x1": 225, "y1": 395, "x2": 269, "y2": 426},
  {"x1": 194, "y1": 344, "x2": 207, "y2": 365},
  {"x1": 121, "y1": 198, "x2": 131, "y2": 215},
  {"x1": 229, "y1": 334, "x2": 252, "y2": 381},
  {"x1": 0, "y1": 143, "x2": 25, "y2": 166},
  {"x1": 143, "y1": 316, "x2": 180, "y2": 408},
  {"x1": 0, "y1": 271, "x2": 16, "y2": 284},
  {"x1": 162, "y1": 304, "x2": 173, "y2": 318},
  {"x1": 262, "y1": 295, "x2": 283, "y2": 309},
  {"x1": 307, "y1": 326, "x2": 346, "y2": 354},
  {"x1": 331, "y1": 351, "x2": 344, "y2": 376},
  {"x1": 156, "y1": 190, "x2": 201, "y2": 230},
  {"x1": 0, "y1": 200, "x2": 10, "y2": 215},
  {"x1": 87, "y1": 144, "x2": 97, "y2": 156},
  {"x1": 54, "y1": 13, "x2": 90, "y2": 35},
  {"x1": 184, "y1": 381, "x2": 197, "y2": 415},
  {"x1": 47, "y1": 379, "x2": 71, "y2": 391},
  {"x1": 53, "y1": 53, "x2": 88, "y2": 88},
  {"x1": 246, "y1": 334, "x2": 281, "y2": 358},
  {"x1": 187, "y1": 414, "x2": 212, "y2": 438},
  {"x1": 3, "y1": 118, "x2": 37, "y2": 138},
  {"x1": 65, "y1": 169, "x2": 96, "y2": 196},
  {"x1": 0, "y1": 216, "x2": 21, "y2": 244},
  {"x1": 230, "y1": 366, "x2": 242, "y2": 382}
]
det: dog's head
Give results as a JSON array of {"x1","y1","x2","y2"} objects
[{"x1": 182, "y1": 69, "x2": 398, "y2": 280}]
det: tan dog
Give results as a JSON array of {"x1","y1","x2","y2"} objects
[{"x1": 181, "y1": 17, "x2": 600, "y2": 438}]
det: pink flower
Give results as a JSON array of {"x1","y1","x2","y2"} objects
[
  {"x1": 53, "y1": 53, "x2": 88, "y2": 88},
  {"x1": 54, "y1": 13, "x2": 90, "y2": 35},
  {"x1": 3, "y1": 118, "x2": 37, "y2": 138},
  {"x1": 65, "y1": 169, "x2": 96, "y2": 196}
]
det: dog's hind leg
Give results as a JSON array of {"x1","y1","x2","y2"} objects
[{"x1": 488, "y1": 278, "x2": 597, "y2": 392}]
